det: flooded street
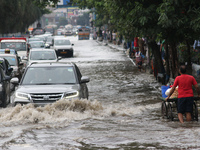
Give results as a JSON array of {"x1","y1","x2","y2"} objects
[{"x1": 1, "y1": 36, "x2": 200, "y2": 150}]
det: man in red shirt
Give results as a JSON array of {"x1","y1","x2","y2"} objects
[{"x1": 165, "y1": 65, "x2": 200, "y2": 123}]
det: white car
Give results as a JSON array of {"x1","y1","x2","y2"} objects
[
  {"x1": 53, "y1": 37, "x2": 74, "y2": 57},
  {"x1": 23, "y1": 49, "x2": 61, "y2": 67}
]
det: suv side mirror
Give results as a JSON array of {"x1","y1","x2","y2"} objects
[
  {"x1": 71, "y1": 44, "x2": 74, "y2": 46},
  {"x1": 11, "y1": 77, "x2": 19, "y2": 85},
  {"x1": 81, "y1": 76, "x2": 90, "y2": 83},
  {"x1": 58, "y1": 56, "x2": 62, "y2": 60}
]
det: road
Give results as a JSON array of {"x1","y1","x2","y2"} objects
[{"x1": 0, "y1": 35, "x2": 200, "y2": 149}]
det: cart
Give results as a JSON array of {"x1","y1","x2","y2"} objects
[{"x1": 160, "y1": 97, "x2": 200, "y2": 121}]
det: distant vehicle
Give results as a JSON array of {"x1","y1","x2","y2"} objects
[
  {"x1": 28, "y1": 38, "x2": 41, "y2": 43},
  {"x1": 11, "y1": 62, "x2": 90, "y2": 106},
  {"x1": 32, "y1": 28, "x2": 45, "y2": 36},
  {"x1": 78, "y1": 26, "x2": 90, "y2": 40},
  {"x1": 29, "y1": 41, "x2": 45, "y2": 49},
  {"x1": 44, "y1": 25, "x2": 56, "y2": 35},
  {"x1": 46, "y1": 37, "x2": 54, "y2": 46},
  {"x1": 65, "y1": 30, "x2": 73, "y2": 36},
  {"x1": 0, "y1": 37, "x2": 28, "y2": 57},
  {"x1": 0, "y1": 65, "x2": 12, "y2": 107},
  {"x1": 23, "y1": 49, "x2": 61, "y2": 66},
  {"x1": 53, "y1": 37, "x2": 74, "y2": 57},
  {"x1": 65, "y1": 24, "x2": 73, "y2": 30},
  {"x1": 33, "y1": 35, "x2": 46, "y2": 42}
]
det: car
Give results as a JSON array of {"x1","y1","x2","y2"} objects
[
  {"x1": 53, "y1": 37, "x2": 74, "y2": 57},
  {"x1": 0, "y1": 65, "x2": 11, "y2": 107},
  {"x1": 0, "y1": 49, "x2": 18, "y2": 55},
  {"x1": 11, "y1": 62, "x2": 90, "y2": 106},
  {"x1": 32, "y1": 28, "x2": 45, "y2": 36},
  {"x1": 0, "y1": 54, "x2": 24, "y2": 81},
  {"x1": 28, "y1": 38, "x2": 41, "y2": 43},
  {"x1": 65, "y1": 30, "x2": 73, "y2": 36},
  {"x1": 45, "y1": 36, "x2": 54, "y2": 46},
  {"x1": 29, "y1": 41, "x2": 45, "y2": 49},
  {"x1": 23, "y1": 49, "x2": 61, "y2": 66},
  {"x1": 0, "y1": 57, "x2": 13, "y2": 77}
]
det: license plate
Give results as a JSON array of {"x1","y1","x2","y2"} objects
[{"x1": 60, "y1": 51, "x2": 67, "y2": 54}]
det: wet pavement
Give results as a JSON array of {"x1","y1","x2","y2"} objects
[{"x1": 0, "y1": 36, "x2": 200, "y2": 149}]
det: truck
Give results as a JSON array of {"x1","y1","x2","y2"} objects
[{"x1": 0, "y1": 37, "x2": 30, "y2": 57}]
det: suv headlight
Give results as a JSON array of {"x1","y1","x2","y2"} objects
[
  {"x1": 63, "y1": 91, "x2": 79, "y2": 99},
  {"x1": 15, "y1": 92, "x2": 30, "y2": 100}
]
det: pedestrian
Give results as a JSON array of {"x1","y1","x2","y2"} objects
[
  {"x1": 193, "y1": 38, "x2": 200, "y2": 64},
  {"x1": 135, "y1": 48, "x2": 145, "y2": 72},
  {"x1": 165, "y1": 65, "x2": 200, "y2": 124},
  {"x1": 160, "y1": 39, "x2": 165, "y2": 64}
]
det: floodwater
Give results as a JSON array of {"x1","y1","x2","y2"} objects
[{"x1": 1, "y1": 36, "x2": 200, "y2": 150}]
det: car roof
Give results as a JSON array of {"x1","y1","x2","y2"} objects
[
  {"x1": 29, "y1": 41, "x2": 44, "y2": 43},
  {"x1": 0, "y1": 49, "x2": 16, "y2": 52},
  {"x1": 29, "y1": 48, "x2": 55, "y2": 51},
  {"x1": 0, "y1": 54, "x2": 16, "y2": 57},
  {"x1": 29, "y1": 62, "x2": 75, "y2": 67}
]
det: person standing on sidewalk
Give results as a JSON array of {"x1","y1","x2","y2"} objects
[
  {"x1": 165, "y1": 65, "x2": 200, "y2": 123},
  {"x1": 135, "y1": 48, "x2": 145, "y2": 72}
]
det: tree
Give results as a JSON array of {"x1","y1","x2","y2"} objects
[
  {"x1": 58, "y1": 17, "x2": 68, "y2": 27},
  {"x1": 77, "y1": 12, "x2": 90, "y2": 26},
  {"x1": 0, "y1": 0, "x2": 60, "y2": 34}
]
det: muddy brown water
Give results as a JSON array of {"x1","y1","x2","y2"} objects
[{"x1": 0, "y1": 36, "x2": 200, "y2": 149}]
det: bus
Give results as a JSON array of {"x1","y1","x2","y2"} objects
[
  {"x1": 78, "y1": 26, "x2": 90, "y2": 40},
  {"x1": 44, "y1": 25, "x2": 57, "y2": 35}
]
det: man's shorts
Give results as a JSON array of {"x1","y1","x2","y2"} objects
[
  {"x1": 178, "y1": 97, "x2": 194, "y2": 114},
  {"x1": 137, "y1": 61, "x2": 142, "y2": 69}
]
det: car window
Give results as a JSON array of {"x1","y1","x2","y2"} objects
[
  {"x1": 1, "y1": 42, "x2": 26, "y2": 51},
  {"x1": 2, "y1": 56, "x2": 17, "y2": 66},
  {"x1": 30, "y1": 51, "x2": 56, "y2": 60},
  {"x1": 29, "y1": 42, "x2": 44, "y2": 48},
  {"x1": 4, "y1": 59, "x2": 10, "y2": 70},
  {"x1": 54, "y1": 39, "x2": 70, "y2": 45},
  {"x1": 74, "y1": 64, "x2": 82, "y2": 82},
  {"x1": 22, "y1": 67, "x2": 77, "y2": 85}
]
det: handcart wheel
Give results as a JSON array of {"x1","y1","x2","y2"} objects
[
  {"x1": 167, "y1": 103, "x2": 174, "y2": 121},
  {"x1": 192, "y1": 102, "x2": 198, "y2": 122},
  {"x1": 161, "y1": 101, "x2": 168, "y2": 118}
]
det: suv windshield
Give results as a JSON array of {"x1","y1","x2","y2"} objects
[
  {"x1": 22, "y1": 67, "x2": 76, "y2": 85},
  {"x1": 54, "y1": 39, "x2": 70, "y2": 45},
  {"x1": 30, "y1": 51, "x2": 56, "y2": 60}
]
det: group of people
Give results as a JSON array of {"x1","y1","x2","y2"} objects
[{"x1": 127, "y1": 37, "x2": 146, "y2": 72}]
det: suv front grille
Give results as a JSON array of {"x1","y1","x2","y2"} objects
[{"x1": 30, "y1": 93, "x2": 63, "y2": 102}]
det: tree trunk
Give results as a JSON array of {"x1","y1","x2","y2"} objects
[
  {"x1": 165, "y1": 42, "x2": 170, "y2": 83},
  {"x1": 170, "y1": 43, "x2": 179, "y2": 78},
  {"x1": 148, "y1": 41, "x2": 165, "y2": 73},
  {"x1": 186, "y1": 39, "x2": 192, "y2": 74}
]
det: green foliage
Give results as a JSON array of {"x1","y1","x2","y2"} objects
[
  {"x1": 77, "y1": 13, "x2": 90, "y2": 26},
  {"x1": 0, "y1": 0, "x2": 59, "y2": 34},
  {"x1": 58, "y1": 17, "x2": 68, "y2": 27}
]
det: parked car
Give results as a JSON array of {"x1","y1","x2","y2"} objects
[
  {"x1": 0, "y1": 54, "x2": 24, "y2": 81},
  {"x1": 11, "y1": 62, "x2": 90, "y2": 106},
  {"x1": 0, "y1": 65, "x2": 11, "y2": 107},
  {"x1": 23, "y1": 49, "x2": 61, "y2": 66},
  {"x1": 53, "y1": 37, "x2": 74, "y2": 57}
]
